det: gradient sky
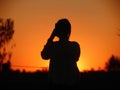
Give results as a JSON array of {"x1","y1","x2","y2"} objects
[{"x1": 0, "y1": 0, "x2": 120, "y2": 72}]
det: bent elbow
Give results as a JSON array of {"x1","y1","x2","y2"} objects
[{"x1": 41, "y1": 51, "x2": 50, "y2": 60}]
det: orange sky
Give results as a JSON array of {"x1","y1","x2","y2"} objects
[{"x1": 0, "y1": 0, "x2": 120, "y2": 72}]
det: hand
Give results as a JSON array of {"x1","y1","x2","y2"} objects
[{"x1": 48, "y1": 29, "x2": 56, "y2": 42}]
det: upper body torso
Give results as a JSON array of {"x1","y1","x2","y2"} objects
[{"x1": 41, "y1": 41, "x2": 80, "y2": 85}]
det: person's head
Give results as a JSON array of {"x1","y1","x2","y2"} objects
[{"x1": 54, "y1": 18, "x2": 71, "y2": 40}]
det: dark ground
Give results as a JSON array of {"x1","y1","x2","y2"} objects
[{"x1": 0, "y1": 70, "x2": 120, "y2": 90}]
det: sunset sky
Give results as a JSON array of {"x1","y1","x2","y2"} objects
[{"x1": 0, "y1": 0, "x2": 120, "y2": 72}]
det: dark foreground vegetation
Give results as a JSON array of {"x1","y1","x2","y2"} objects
[
  {"x1": 0, "y1": 70, "x2": 120, "y2": 90},
  {"x1": 1, "y1": 54, "x2": 120, "y2": 89}
]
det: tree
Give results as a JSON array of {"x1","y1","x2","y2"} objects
[
  {"x1": 105, "y1": 55, "x2": 120, "y2": 71},
  {"x1": 0, "y1": 18, "x2": 14, "y2": 72}
]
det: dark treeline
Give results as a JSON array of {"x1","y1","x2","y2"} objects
[
  {"x1": 0, "y1": 55, "x2": 120, "y2": 89},
  {"x1": 1, "y1": 54, "x2": 119, "y2": 89},
  {"x1": 0, "y1": 65, "x2": 120, "y2": 89}
]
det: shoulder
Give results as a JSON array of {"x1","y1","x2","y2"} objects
[
  {"x1": 70, "y1": 41, "x2": 80, "y2": 47},
  {"x1": 68, "y1": 41, "x2": 80, "y2": 51},
  {"x1": 69, "y1": 41, "x2": 80, "y2": 56}
]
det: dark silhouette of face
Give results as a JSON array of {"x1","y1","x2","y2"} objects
[{"x1": 54, "y1": 19, "x2": 71, "y2": 40}]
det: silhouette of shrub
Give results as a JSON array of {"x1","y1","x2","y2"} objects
[
  {"x1": 0, "y1": 18, "x2": 14, "y2": 72},
  {"x1": 105, "y1": 55, "x2": 120, "y2": 71}
]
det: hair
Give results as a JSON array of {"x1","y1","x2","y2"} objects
[{"x1": 55, "y1": 18, "x2": 71, "y2": 40}]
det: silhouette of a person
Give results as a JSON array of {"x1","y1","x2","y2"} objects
[{"x1": 41, "y1": 18, "x2": 80, "y2": 87}]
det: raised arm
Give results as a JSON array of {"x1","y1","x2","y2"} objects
[{"x1": 41, "y1": 29, "x2": 56, "y2": 60}]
